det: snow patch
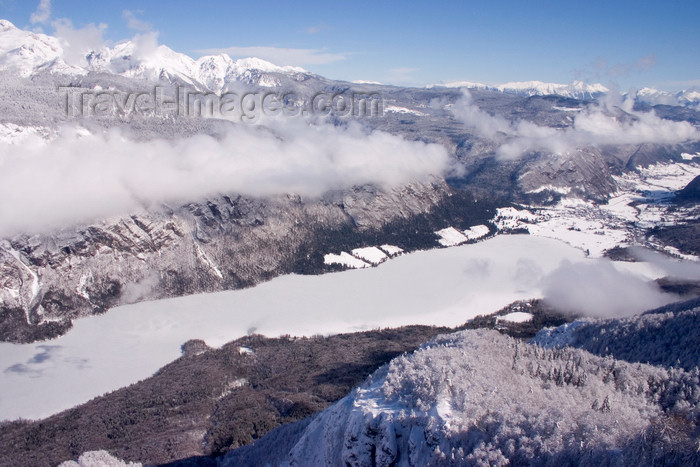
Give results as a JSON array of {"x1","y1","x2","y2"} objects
[
  {"x1": 379, "y1": 244, "x2": 404, "y2": 256},
  {"x1": 324, "y1": 252, "x2": 369, "y2": 269},
  {"x1": 384, "y1": 105, "x2": 426, "y2": 116},
  {"x1": 498, "y1": 312, "x2": 533, "y2": 323},
  {"x1": 194, "y1": 242, "x2": 223, "y2": 279},
  {"x1": 463, "y1": 224, "x2": 490, "y2": 240},
  {"x1": 58, "y1": 450, "x2": 141, "y2": 467},
  {"x1": 525, "y1": 184, "x2": 573, "y2": 195},
  {"x1": 351, "y1": 247, "x2": 388, "y2": 265},
  {"x1": 435, "y1": 227, "x2": 468, "y2": 246}
]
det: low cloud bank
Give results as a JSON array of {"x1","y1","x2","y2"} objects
[
  {"x1": 630, "y1": 247, "x2": 700, "y2": 281},
  {"x1": 452, "y1": 91, "x2": 700, "y2": 159},
  {"x1": 0, "y1": 120, "x2": 453, "y2": 236},
  {"x1": 542, "y1": 259, "x2": 674, "y2": 318}
]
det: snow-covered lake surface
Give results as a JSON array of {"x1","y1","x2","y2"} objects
[{"x1": 0, "y1": 235, "x2": 669, "y2": 421}]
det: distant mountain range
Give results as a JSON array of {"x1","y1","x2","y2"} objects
[
  {"x1": 428, "y1": 79, "x2": 610, "y2": 100},
  {"x1": 0, "y1": 19, "x2": 308, "y2": 91},
  {"x1": 1, "y1": 19, "x2": 697, "y2": 106}
]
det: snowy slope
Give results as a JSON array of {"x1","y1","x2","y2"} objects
[
  {"x1": 0, "y1": 19, "x2": 83, "y2": 76},
  {"x1": 222, "y1": 328, "x2": 699, "y2": 466}
]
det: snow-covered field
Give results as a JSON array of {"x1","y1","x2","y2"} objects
[
  {"x1": 324, "y1": 244, "x2": 402, "y2": 268},
  {"x1": 497, "y1": 161, "x2": 700, "y2": 257}
]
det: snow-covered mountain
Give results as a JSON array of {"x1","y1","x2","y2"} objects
[
  {"x1": 0, "y1": 19, "x2": 308, "y2": 91},
  {"x1": 2, "y1": 19, "x2": 696, "y2": 106},
  {"x1": 432, "y1": 79, "x2": 700, "y2": 107},
  {"x1": 0, "y1": 19, "x2": 83, "y2": 76},
  {"x1": 634, "y1": 87, "x2": 700, "y2": 108},
  {"x1": 84, "y1": 42, "x2": 308, "y2": 91},
  {"x1": 429, "y1": 79, "x2": 609, "y2": 100}
]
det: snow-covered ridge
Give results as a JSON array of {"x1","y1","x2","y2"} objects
[
  {"x1": 235, "y1": 327, "x2": 699, "y2": 465},
  {"x1": 0, "y1": 19, "x2": 308, "y2": 91},
  {"x1": 428, "y1": 79, "x2": 608, "y2": 100},
  {"x1": 634, "y1": 87, "x2": 700, "y2": 108},
  {"x1": 430, "y1": 79, "x2": 698, "y2": 106}
]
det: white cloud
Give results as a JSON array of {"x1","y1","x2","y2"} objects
[
  {"x1": 52, "y1": 18, "x2": 107, "y2": 67},
  {"x1": 630, "y1": 247, "x2": 700, "y2": 281},
  {"x1": 452, "y1": 90, "x2": 700, "y2": 160},
  {"x1": 542, "y1": 259, "x2": 673, "y2": 318},
  {"x1": 122, "y1": 10, "x2": 152, "y2": 32},
  {"x1": 197, "y1": 46, "x2": 346, "y2": 66},
  {"x1": 30, "y1": 0, "x2": 51, "y2": 25},
  {"x1": 0, "y1": 121, "x2": 453, "y2": 236},
  {"x1": 130, "y1": 31, "x2": 160, "y2": 60}
]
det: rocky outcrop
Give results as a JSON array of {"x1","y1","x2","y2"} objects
[{"x1": 0, "y1": 179, "x2": 465, "y2": 342}]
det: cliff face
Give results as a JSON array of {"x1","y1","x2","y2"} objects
[{"x1": 0, "y1": 179, "x2": 463, "y2": 342}]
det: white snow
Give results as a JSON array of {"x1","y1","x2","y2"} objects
[
  {"x1": 494, "y1": 207, "x2": 546, "y2": 230},
  {"x1": 379, "y1": 244, "x2": 404, "y2": 256},
  {"x1": 351, "y1": 247, "x2": 388, "y2": 265},
  {"x1": 428, "y1": 80, "x2": 489, "y2": 90},
  {"x1": 435, "y1": 227, "x2": 468, "y2": 246},
  {"x1": 0, "y1": 20, "x2": 84, "y2": 77},
  {"x1": 323, "y1": 252, "x2": 369, "y2": 269},
  {"x1": 525, "y1": 184, "x2": 573, "y2": 195},
  {"x1": 531, "y1": 320, "x2": 589, "y2": 349},
  {"x1": 0, "y1": 235, "x2": 600, "y2": 421},
  {"x1": 384, "y1": 105, "x2": 426, "y2": 116},
  {"x1": 7, "y1": 247, "x2": 40, "y2": 319},
  {"x1": 0, "y1": 20, "x2": 306, "y2": 92},
  {"x1": 493, "y1": 161, "x2": 700, "y2": 257},
  {"x1": 498, "y1": 312, "x2": 534, "y2": 323},
  {"x1": 463, "y1": 224, "x2": 489, "y2": 240},
  {"x1": 238, "y1": 346, "x2": 254, "y2": 355},
  {"x1": 552, "y1": 106, "x2": 582, "y2": 112},
  {"x1": 58, "y1": 450, "x2": 141, "y2": 467},
  {"x1": 194, "y1": 242, "x2": 223, "y2": 279},
  {"x1": 426, "y1": 80, "x2": 607, "y2": 99},
  {"x1": 0, "y1": 123, "x2": 52, "y2": 144},
  {"x1": 495, "y1": 80, "x2": 608, "y2": 98},
  {"x1": 681, "y1": 152, "x2": 698, "y2": 160}
]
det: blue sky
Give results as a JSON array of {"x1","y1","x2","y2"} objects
[{"x1": 1, "y1": 0, "x2": 698, "y2": 90}]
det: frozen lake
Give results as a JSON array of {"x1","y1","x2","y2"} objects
[{"x1": 0, "y1": 235, "x2": 669, "y2": 420}]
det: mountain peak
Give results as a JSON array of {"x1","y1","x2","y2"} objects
[{"x1": 0, "y1": 19, "x2": 17, "y2": 32}]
